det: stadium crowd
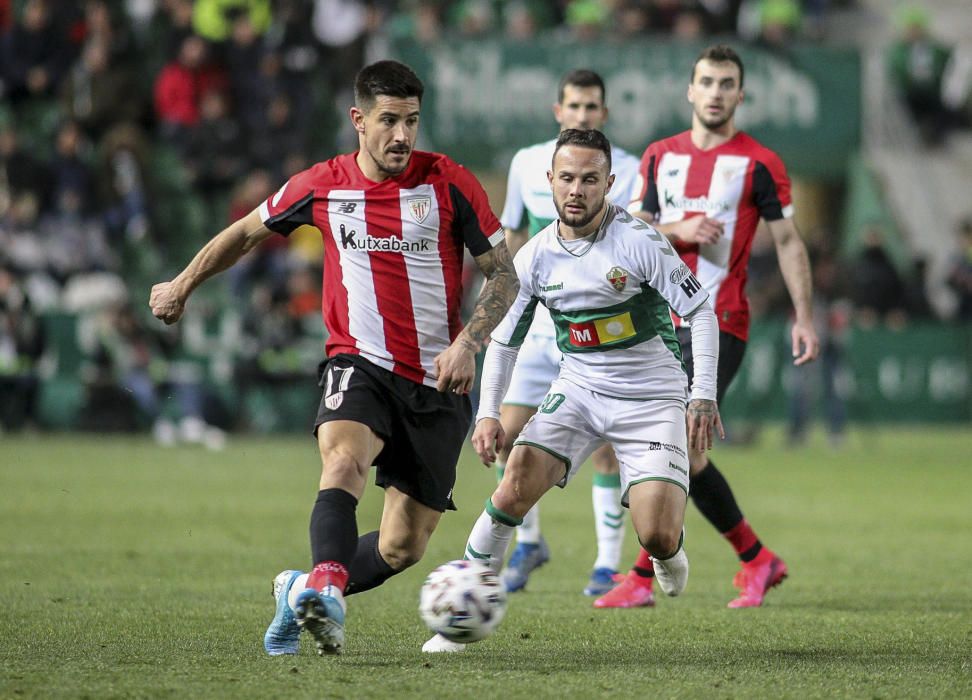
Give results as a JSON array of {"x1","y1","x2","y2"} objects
[{"x1": 0, "y1": 0, "x2": 968, "y2": 438}]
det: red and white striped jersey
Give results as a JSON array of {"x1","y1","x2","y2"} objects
[
  {"x1": 259, "y1": 150, "x2": 504, "y2": 387},
  {"x1": 631, "y1": 131, "x2": 792, "y2": 341}
]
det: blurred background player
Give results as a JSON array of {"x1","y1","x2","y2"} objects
[
  {"x1": 595, "y1": 44, "x2": 819, "y2": 610},
  {"x1": 149, "y1": 60, "x2": 518, "y2": 655},
  {"x1": 497, "y1": 69, "x2": 642, "y2": 597}
]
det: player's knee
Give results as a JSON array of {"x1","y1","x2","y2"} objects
[
  {"x1": 639, "y1": 528, "x2": 681, "y2": 559},
  {"x1": 380, "y1": 533, "x2": 429, "y2": 571},
  {"x1": 320, "y1": 452, "x2": 369, "y2": 483}
]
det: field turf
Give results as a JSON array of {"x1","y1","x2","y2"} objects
[{"x1": 1, "y1": 427, "x2": 970, "y2": 698}]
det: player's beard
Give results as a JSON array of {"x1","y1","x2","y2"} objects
[
  {"x1": 555, "y1": 195, "x2": 605, "y2": 230},
  {"x1": 694, "y1": 103, "x2": 736, "y2": 131},
  {"x1": 368, "y1": 144, "x2": 412, "y2": 177}
]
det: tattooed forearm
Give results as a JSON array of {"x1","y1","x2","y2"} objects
[{"x1": 461, "y1": 241, "x2": 519, "y2": 351}]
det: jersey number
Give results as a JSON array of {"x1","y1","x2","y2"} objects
[
  {"x1": 325, "y1": 366, "x2": 355, "y2": 397},
  {"x1": 538, "y1": 393, "x2": 566, "y2": 414}
]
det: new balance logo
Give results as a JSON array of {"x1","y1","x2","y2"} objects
[
  {"x1": 337, "y1": 202, "x2": 357, "y2": 214},
  {"x1": 680, "y1": 276, "x2": 702, "y2": 298},
  {"x1": 338, "y1": 224, "x2": 431, "y2": 252}
]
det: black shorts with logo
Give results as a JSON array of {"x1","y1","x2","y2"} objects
[
  {"x1": 677, "y1": 327, "x2": 747, "y2": 405},
  {"x1": 314, "y1": 354, "x2": 472, "y2": 512}
]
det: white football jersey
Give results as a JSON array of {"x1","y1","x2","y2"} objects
[{"x1": 492, "y1": 204, "x2": 709, "y2": 400}]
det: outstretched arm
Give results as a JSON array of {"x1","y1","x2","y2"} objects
[
  {"x1": 433, "y1": 241, "x2": 519, "y2": 393},
  {"x1": 766, "y1": 217, "x2": 819, "y2": 365},
  {"x1": 150, "y1": 209, "x2": 274, "y2": 325}
]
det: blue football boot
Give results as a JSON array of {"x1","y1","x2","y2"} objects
[
  {"x1": 263, "y1": 570, "x2": 304, "y2": 656},
  {"x1": 500, "y1": 536, "x2": 550, "y2": 593},
  {"x1": 294, "y1": 586, "x2": 346, "y2": 655}
]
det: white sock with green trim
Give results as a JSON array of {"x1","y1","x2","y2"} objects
[
  {"x1": 515, "y1": 505, "x2": 541, "y2": 545},
  {"x1": 592, "y1": 472, "x2": 624, "y2": 571},
  {"x1": 465, "y1": 504, "x2": 518, "y2": 572}
]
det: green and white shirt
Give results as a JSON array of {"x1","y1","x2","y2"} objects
[{"x1": 492, "y1": 204, "x2": 711, "y2": 401}]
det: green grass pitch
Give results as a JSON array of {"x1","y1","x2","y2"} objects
[{"x1": 2, "y1": 427, "x2": 970, "y2": 698}]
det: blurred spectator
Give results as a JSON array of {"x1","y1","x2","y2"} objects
[
  {"x1": 192, "y1": 0, "x2": 271, "y2": 43},
  {"x1": 81, "y1": 0, "x2": 135, "y2": 62},
  {"x1": 564, "y1": 0, "x2": 607, "y2": 42},
  {"x1": 48, "y1": 121, "x2": 95, "y2": 217},
  {"x1": 888, "y1": 5, "x2": 957, "y2": 146},
  {"x1": 673, "y1": 7, "x2": 708, "y2": 40},
  {"x1": 97, "y1": 123, "x2": 151, "y2": 243},
  {"x1": 0, "y1": 124, "x2": 50, "y2": 216},
  {"x1": 787, "y1": 242, "x2": 849, "y2": 447},
  {"x1": 755, "y1": 0, "x2": 801, "y2": 51},
  {"x1": 0, "y1": 265, "x2": 46, "y2": 430},
  {"x1": 224, "y1": 170, "x2": 290, "y2": 299},
  {"x1": 150, "y1": 0, "x2": 196, "y2": 63},
  {"x1": 249, "y1": 92, "x2": 305, "y2": 180},
  {"x1": 504, "y1": 1, "x2": 541, "y2": 41},
  {"x1": 0, "y1": 0, "x2": 71, "y2": 101},
  {"x1": 224, "y1": 8, "x2": 271, "y2": 135},
  {"x1": 451, "y1": 0, "x2": 495, "y2": 37},
  {"x1": 615, "y1": 2, "x2": 650, "y2": 39},
  {"x1": 153, "y1": 34, "x2": 227, "y2": 147},
  {"x1": 851, "y1": 225, "x2": 907, "y2": 327},
  {"x1": 946, "y1": 217, "x2": 972, "y2": 321},
  {"x1": 386, "y1": 1, "x2": 442, "y2": 46},
  {"x1": 84, "y1": 302, "x2": 224, "y2": 446},
  {"x1": 61, "y1": 38, "x2": 143, "y2": 139},
  {"x1": 184, "y1": 90, "x2": 245, "y2": 196}
]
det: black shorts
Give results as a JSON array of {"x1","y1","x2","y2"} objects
[
  {"x1": 677, "y1": 328, "x2": 747, "y2": 405},
  {"x1": 314, "y1": 354, "x2": 472, "y2": 512}
]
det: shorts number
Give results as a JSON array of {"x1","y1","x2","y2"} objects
[
  {"x1": 538, "y1": 393, "x2": 566, "y2": 414},
  {"x1": 325, "y1": 365, "x2": 355, "y2": 397}
]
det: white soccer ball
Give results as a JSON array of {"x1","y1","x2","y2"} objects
[{"x1": 419, "y1": 559, "x2": 507, "y2": 643}]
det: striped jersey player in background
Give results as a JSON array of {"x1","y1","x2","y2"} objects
[
  {"x1": 150, "y1": 60, "x2": 519, "y2": 655},
  {"x1": 496, "y1": 69, "x2": 643, "y2": 597},
  {"x1": 424, "y1": 128, "x2": 722, "y2": 653},
  {"x1": 595, "y1": 44, "x2": 819, "y2": 610}
]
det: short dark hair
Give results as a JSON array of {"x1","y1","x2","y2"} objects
[
  {"x1": 354, "y1": 60, "x2": 424, "y2": 111},
  {"x1": 692, "y1": 44, "x2": 745, "y2": 88},
  {"x1": 558, "y1": 69, "x2": 606, "y2": 104},
  {"x1": 553, "y1": 128, "x2": 612, "y2": 172}
]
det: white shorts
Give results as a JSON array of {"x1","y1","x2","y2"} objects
[
  {"x1": 502, "y1": 329, "x2": 561, "y2": 408},
  {"x1": 514, "y1": 376, "x2": 689, "y2": 505}
]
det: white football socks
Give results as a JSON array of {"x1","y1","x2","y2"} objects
[
  {"x1": 592, "y1": 477, "x2": 624, "y2": 571},
  {"x1": 465, "y1": 509, "x2": 515, "y2": 572}
]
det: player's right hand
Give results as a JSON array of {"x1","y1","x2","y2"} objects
[
  {"x1": 149, "y1": 281, "x2": 186, "y2": 325},
  {"x1": 681, "y1": 216, "x2": 724, "y2": 246},
  {"x1": 471, "y1": 417, "x2": 505, "y2": 466}
]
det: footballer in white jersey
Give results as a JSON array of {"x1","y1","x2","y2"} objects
[{"x1": 500, "y1": 138, "x2": 641, "y2": 405}]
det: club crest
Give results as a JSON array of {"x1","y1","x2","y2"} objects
[
  {"x1": 407, "y1": 196, "x2": 432, "y2": 224},
  {"x1": 606, "y1": 266, "x2": 628, "y2": 292}
]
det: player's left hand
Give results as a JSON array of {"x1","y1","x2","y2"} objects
[
  {"x1": 433, "y1": 337, "x2": 477, "y2": 394},
  {"x1": 471, "y1": 417, "x2": 505, "y2": 466},
  {"x1": 686, "y1": 399, "x2": 725, "y2": 452},
  {"x1": 791, "y1": 319, "x2": 820, "y2": 366}
]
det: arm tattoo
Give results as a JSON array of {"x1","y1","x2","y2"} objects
[
  {"x1": 462, "y1": 241, "x2": 519, "y2": 351},
  {"x1": 687, "y1": 399, "x2": 718, "y2": 418}
]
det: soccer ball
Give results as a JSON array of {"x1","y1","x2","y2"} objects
[{"x1": 419, "y1": 559, "x2": 507, "y2": 643}]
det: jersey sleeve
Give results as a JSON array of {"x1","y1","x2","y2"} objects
[
  {"x1": 499, "y1": 151, "x2": 527, "y2": 230},
  {"x1": 619, "y1": 209, "x2": 709, "y2": 319},
  {"x1": 447, "y1": 162, "x2": 505, "y2": 257},
  {"x1": 258, "y1": 168, "x2": 318, "y2": 236},
  {"x1": 752, "y1": 149, "x2": 793, "y2": 221},
  {"x1": 490, "y1": 245, "x2": 540, "y2": 348},
  {"x1": 630, "y1": 145, "x2": 660, "y2": 221}
]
